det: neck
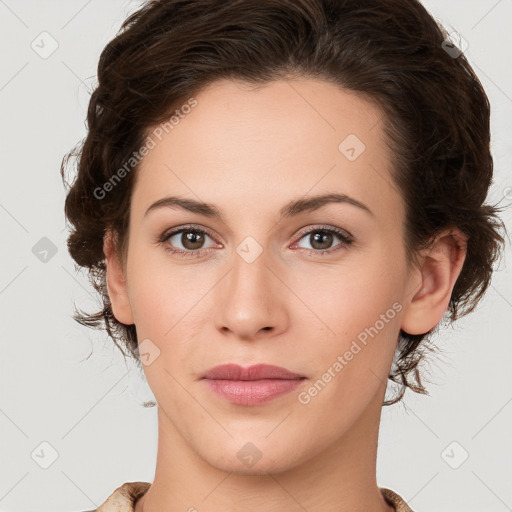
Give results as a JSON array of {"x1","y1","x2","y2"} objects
[{"x1": 136, "y1": 382, "x2": 394, "y2": 512}]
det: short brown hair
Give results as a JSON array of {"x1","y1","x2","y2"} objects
[{"x1": 61, "y1": 0, "x2": 506, "y2": 405}]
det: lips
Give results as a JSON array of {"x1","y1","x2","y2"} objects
[
  {"x1": 201, "y1": 364, "x2": 306, "y2": 406},
  {"x1": 201, "y1": 363, "x2": 305, "y2": 381}
]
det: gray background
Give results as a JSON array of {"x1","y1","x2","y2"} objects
[{"x1": 0, "y1": 1, "x2": 511, "y2": 511}]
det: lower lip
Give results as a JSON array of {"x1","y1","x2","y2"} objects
[{"x1": 203, "y1": 378, "x2": 304, "y2": 405}]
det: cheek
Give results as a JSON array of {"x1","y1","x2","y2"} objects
[
  {"x1": 126, "y1": 247, "x2": 219, "y2": 358},
  {"x1": 293, "y1": 271, "x2": 403, "y2": 421},
  {"x1": 293, "y1": 246, "x2": 406, "y2": 374},
  {"x1": 300, "y1": 253, "x2": 404, "y2": 333},
  {"x1": 126, "y1": 244, "x2": 186, "y2": 324},
  {"x1": 128, "y1": 273, "x2": 170, "y2": 337}
]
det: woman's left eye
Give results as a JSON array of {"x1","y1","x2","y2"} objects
[{"x1": 293, "y1": 227, "x2": 353, "y2": 254}]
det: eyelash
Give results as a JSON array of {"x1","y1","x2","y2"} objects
[{"x1": 158, "y1": 224, "x2": 354, "y2": 258}]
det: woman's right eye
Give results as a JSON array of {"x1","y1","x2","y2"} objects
[{"x1": 160, "y1": 226, "x2": 220, "y2": 258}]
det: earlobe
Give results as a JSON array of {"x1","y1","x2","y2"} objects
[
  {"x1": 103, "y1": 230, "x2": 135, "y2": 325},
  {"x1": 401, "y1": 228, "x2": 467, "y2": 335}
]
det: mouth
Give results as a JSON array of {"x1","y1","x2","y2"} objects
[
  {"x1": 201, "y1": 364, "x2": 307, "y2": 406},
  {"x1": 201, "y1": 363, "x2": 305, "y2": 380}
]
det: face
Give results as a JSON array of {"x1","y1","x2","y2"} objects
[{"x1": 112, "y1": 77, "x2": 416, "y2": 474}]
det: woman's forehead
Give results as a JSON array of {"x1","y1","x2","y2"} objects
[{"x1": 132, "y1": 78, "x2": 399, "y2": 220}]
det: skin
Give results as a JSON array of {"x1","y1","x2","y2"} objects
[{"x1": 104, "y1": 77, "x2": 467, "y2": 512}]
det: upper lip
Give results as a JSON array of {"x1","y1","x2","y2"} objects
[{"x1": 202, "y1": 364, "x2": 305, "y2": 381}]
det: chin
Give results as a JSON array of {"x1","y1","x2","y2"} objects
[{"x1": 202, "y1": 441, "x2": 305, "y2": 476}]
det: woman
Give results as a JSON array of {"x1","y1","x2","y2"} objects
[{"x1": 61, "y1": 0, "x2": 505, "y2": 510}]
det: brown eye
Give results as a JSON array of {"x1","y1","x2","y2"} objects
[
  {"x1": 180, "y1": 230, "x2": 206, "y2": 250},
  {"x1": 309, "y1": 231, "x2": 334, "y2": 250},
  {"x1": 294, "y1": 227, "x2": 353, "y2": 254},
  {"x1": 161, "y1": 226, "x2": 219, "y2": 257}
]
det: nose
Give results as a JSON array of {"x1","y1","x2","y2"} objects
[{"x1": 214, "y1": 243, "x2": 289, "y2": 341}]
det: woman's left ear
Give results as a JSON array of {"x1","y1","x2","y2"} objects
[{"x1": 401, "y1": 228, "x2": 468, "y2": 336}]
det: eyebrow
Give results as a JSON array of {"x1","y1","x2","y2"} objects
[{"x1": 144, "y1": 192, "x2": 374, "y2": 219}]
